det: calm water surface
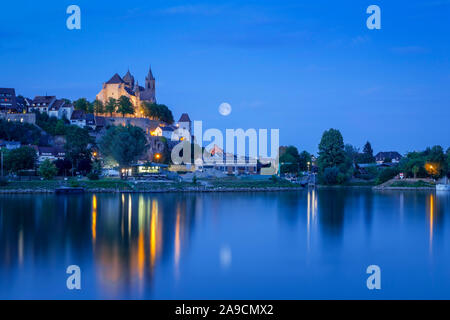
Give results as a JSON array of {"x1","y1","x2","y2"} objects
[{"x1": 0, "y1": 189, "x2": 449, "y2": 299}]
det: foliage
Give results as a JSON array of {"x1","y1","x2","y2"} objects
[
  {"x1": 105, "y1": 98, "x2": 117, "y2": 116},
  {"x1": 87, "y1": 172, "x2": 100, "y2": 180},
  {"x1": 322, "y1": 166, "x2": 347, "y2": 185},
  {"x1": 69, "y1": 179, "x2": 80, "y2": 187},
  {"x1": 73, "y1": 98, "x2": 92, "y2": 112},
  {"x1": 279, "y1": 146, "x2": 300, "y2": 174},
  {"x1": 93, "y1": 99, "x2": 104, "y2": 115},
  {"x1": 399, "y1": 145, "x2": 447, "y2": 179},
  {"x1": 359, "y1": 141, "x2": 376, "y2": 164},
  {"x1": 142, "y1": 102, "x2": 174, "y2": 124},
  {"x1": 64, "y1": 125, "x2": 93, "y2": 172},
  {"x1": 0, "y1": 119, "x2": 41, "y2": 145},
  {"x1": 390, "y1": 180, "x2": 433, "y2": 188},
  {"x1": 317, "y1": 129, "x2": 352, "y2": 184},
  {"x1": 117, "y1": 96, "x2": 134, "y2": 117},
  {"x1": 77, "y1": 158, "x2": 92, "y2": 175},
  {"x1": 376, "y1": 167, "x2": 399, "y2": 185},
  {"x1": 0, "y1": 177, "x2": 8, "y2": 186},
  {"x1": 298, "y1": 151, "x2": 312, "y2": 172},
  {"x1": 35, "y1": 111, "x2": 67, "y2": 135},
  {"x1": 38, "y1": 159, "x2": 58, "y2": 180},
  {"x1": 99, "y1": 124, "x2": 148, "y2": 167},
  {"x1": 54, "y1": 159, "x2": 72, "y2": 176},
  {"x1": 3, "y1": 146, "x2": 37, "y2": 173}
]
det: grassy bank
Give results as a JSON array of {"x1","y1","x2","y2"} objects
[{"x1": 0, "y1": 177, "x2": 302, "y2": 193}]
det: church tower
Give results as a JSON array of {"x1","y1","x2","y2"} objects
[
  {"x1": 123, "y1": 69, "x2": 135, "y2": 89},
  {"x1": 145, "y1": 65, "x2": 155, "y2": 93}
]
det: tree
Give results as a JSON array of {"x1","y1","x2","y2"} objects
[
  {"x1": 412, "y1": 165, "x2": 419, "y2": 179},
  {"x1": 117, "y1": 96, "x2": 134, "y2": 118},
  {"x1": 93, "y1": 99, "x2": 104, "y2": 115},
  {"x1": 65, "y1": 125, "x2": 92, "y2": 175},
  {"x1": 318, "y1": 129, "x2": 346, "y2": 169},
  {"x1": 74, "y1": 98, "x2": 91, "y2": 112},
  {"x1": 0, "y1": 119, "x2": 41, "y2": 145},
  {"x1": 54, "y1": 159, "x2": 72, "y2": 176},
  {"x1": 105, "y1": 98, "x2": 117, "y2": 117},
  {"x1": 99, "y1": 124, "x2": 148, "y2": 169},
  {"x1": 447, "y1": 148, "x2": 450, "y2": 177},
  {"x1": 317, "y1": 129, "x2": 350, "y2": 184},
  {"x1": 344, "y1": 144, "x2": 359, "y2": 164},
  {"x1": 298, "y1": 151, "x2": 312, "y2": 172},
  {"x1": 39, "y1": 159, "x2": 58, "y2": 180},
  {"x1": 4, "y1": 146, "x2": 37, "y2": 173},
  {"x1": 362, "y1": 141, "x2": 375, "y2": 163},
  {"x1": 425, "y1": 145, "x2": 447, "y2": 179},
  {"x1": 142, "y1": 102, "x2": 174, "y2": 124},
  {"x1": 279, "y1": 146, "x2": 300, "y2": 174}
]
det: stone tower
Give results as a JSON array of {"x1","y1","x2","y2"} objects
[
  {"x1": 145, "y1": 66, "x2": 155, "y2": 93},
  {"x1": 123, "y1": 69, "x2": 135, "y2": 89}
]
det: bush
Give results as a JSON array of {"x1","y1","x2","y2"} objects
[
  {"x1": 322, "y1": 166, "x2": 340, "y2": 185},
  {"x1": 376, "y1": 167, "x2": 399, "y2": 185},
  {"x1": 0, "y1": 177, "x2": 8, "y2": 186},
  {"x1": 69, "y1": 179, "x2": 80, "y2": 187},
  {"x1": 38, "y1": 159, "x2": 58, "y2": 180},
  {"x1": 87, "y1": 172, "x2": 100, "y2": 180}
]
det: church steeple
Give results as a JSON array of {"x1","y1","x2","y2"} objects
[
  {"x1": 123, "y1": 69, "x2": 135, "y2": 88},
  {"x1": 147, "y1": 65, "x2": 155, "y2": 80}
]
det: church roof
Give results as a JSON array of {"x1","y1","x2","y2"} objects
[
  {"x1": 106, "y1": 73, "x2": 124, "y2": 84},
  {"x1": 178, "y1": 113, "x2": 191, "y2": 122},
  {"x1": 123, "y1": 70, "x2": 134, "y2": 84}
]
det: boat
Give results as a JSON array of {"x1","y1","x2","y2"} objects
[
  {"x1": 55, "y1": 187, "x2": 85, "y2": 194},
  {"x1": 436, "y1": 184, "x2": 450, "y2": 191}
]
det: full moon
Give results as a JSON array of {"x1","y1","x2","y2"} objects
[{"x1": 218, "y1": 102, "x2": 232, "y2": 116}]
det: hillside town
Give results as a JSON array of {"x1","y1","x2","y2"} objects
[{"x1": 1, "y1": 66, "x2": 449, "y2": 191}]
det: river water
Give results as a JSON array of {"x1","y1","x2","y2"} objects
[{"x1": 0, "y1": 189, "x2": 449, "y2": 299}]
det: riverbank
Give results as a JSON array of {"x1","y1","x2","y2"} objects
[
  {"x1": 372, "y1": 178, "x2": 435, "y2": 190},
  {"x1": 0, "y1": 179, "x2": 304, "y2": 194}
]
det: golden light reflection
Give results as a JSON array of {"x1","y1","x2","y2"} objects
[
  {"x1": 174, "y1": 207, "x2": 181, "y2": 267},
  {"x1": 137, "y1": 229, "x2": 145, "y2": 280},
  {"x1": 429, "y1": 193, "x2": 434, "y2": 254},
  {"x1": 306, "y1": 188, "x2": 318, "y2": 251},
  {"x1": 128, "y1": 194, "x2": 132, "y2": 237},
  {"x1": 150, "y1": 199, "x2": 159, "y2": 269},
  {"x1": 137, "y1": 196, "x2": 146, "y2": 280},
  {"x1": 92, "y1": 195, "x2": 97, "y2": 244}
]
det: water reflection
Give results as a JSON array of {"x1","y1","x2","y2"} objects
[{"x1": 0, "y1": 190, "x2": 449, "y2": 299}]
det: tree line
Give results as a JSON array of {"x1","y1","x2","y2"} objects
[
  {"x1": 72, "y1": 96, "x2": 174, "y2": 124},
  {"x1": 280, "y1": 128, "x2": 450, "y2": 185}
]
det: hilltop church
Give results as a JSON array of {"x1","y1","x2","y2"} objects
[{"x1": 96, "y1": 66, "x2": 156, "y2": 116}]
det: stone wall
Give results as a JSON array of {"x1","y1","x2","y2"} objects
[{"x1": 0, "y1": 113, "x2": 36, "y2": 124}]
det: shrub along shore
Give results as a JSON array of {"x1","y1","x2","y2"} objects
[{"x1": 0, "y1": 179, "x2": 305, "y2": 194}]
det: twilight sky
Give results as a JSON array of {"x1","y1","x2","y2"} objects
[{"x1": 1, "y1": 0, "x2": 449, "y2": 154}]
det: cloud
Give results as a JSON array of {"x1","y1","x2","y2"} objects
[{"x1": 391, "y1": 46, "x2": 429, "y2": 54}]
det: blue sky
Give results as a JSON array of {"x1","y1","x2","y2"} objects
[{"x1": 1, "y1": 0, "x2": 449, "y2": 154}]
